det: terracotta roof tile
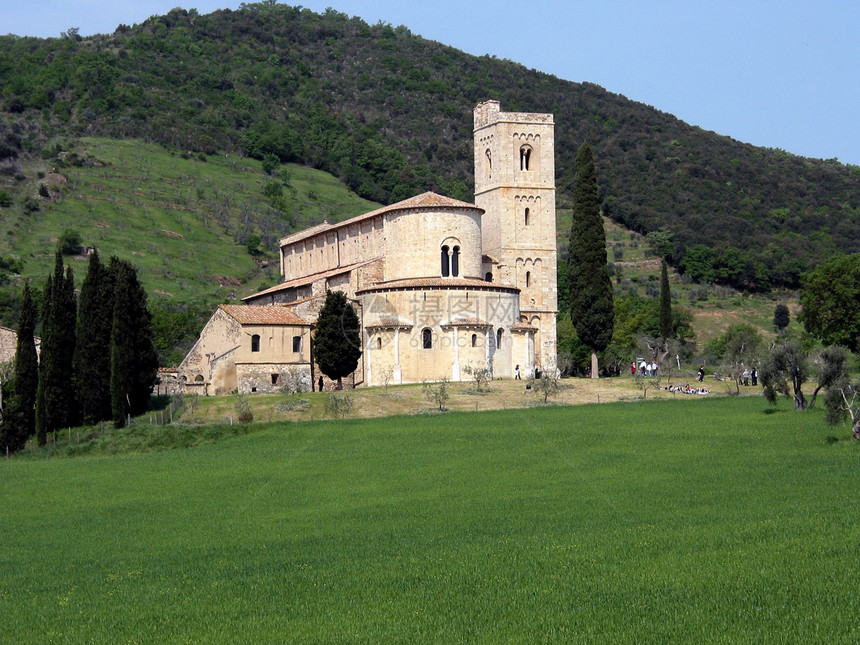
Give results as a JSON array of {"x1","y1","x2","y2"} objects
[
  {"x1": 441, "y1": 317, "x2": 492, "y2": 328},
  {"x1": 357, "y1": 277, "x2": 519, "y2": 294},
  {"x1": 365, "y1": 317, "x2": 414, "y2": 330},
  {"x1": 219, "y1": 304, "x2": 310, "y2": 326}
]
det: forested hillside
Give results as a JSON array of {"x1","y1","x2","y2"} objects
[{"x1": 1, "y1": 2, "x2": 859, "y2": 291}]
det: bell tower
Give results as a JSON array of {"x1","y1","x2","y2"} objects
[{"x1": 474, "y1": 100, "x2": 557, "y2": 370}]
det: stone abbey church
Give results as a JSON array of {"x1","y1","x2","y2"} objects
[{"x1": 175, "y1": 101, "x2": 558, "y2": 394}]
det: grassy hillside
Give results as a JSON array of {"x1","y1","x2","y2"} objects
[
  {"x1": 1, "y1": 3, "x2": 858, "y2": 291},
  {"x1": 1, "y1": 137, "x2": 378, "y2": 299},
  {"x1": 2, "y1": 397, "x2": 857, "y2": 642}
]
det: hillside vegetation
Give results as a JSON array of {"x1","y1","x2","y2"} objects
[{"x1": 1, "y1": 2, "x2": 858, "y2": 294}]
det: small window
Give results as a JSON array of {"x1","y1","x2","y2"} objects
[
  {"x1": 471, "y1": 333, "x2": 477, "y2": 348},
  {"x1": 441, "y1": 245, "x2": 450, "y2": 277},
  {"x1": 485, "y1": 148, "x2": 492, "y2": 175},
  {"x1": 251, "y1": 334, "x2": 260, "y2": 352},
  {"x1": 194, "y1": 374, "x2": 204, "y2": 382},
  {"x1": 451, "y1": 246, "x2": 460, "y2": 277},
  {"x1": 271, "y1": 374, "x2": 279, "y2": 385},
  {"x1": 377, "y1": 337, "x2": 382, "y2": 350},
  {"x1": 422, "y1": 328, "x2": 432, "y2": 349},
  {"x1": 524, "y1": 207, "x2": 530, "y2": 226},
  {"x1": 485, "y1": 272, "x2": 492, "y2": 282},
  {"x1": 497, "y1": 328, "x2": 504, "y2": 349},
  {"x1": 525, "y1": 271, "x2": 531, "y2": 288},
  {"x1": 292, "y1": 336, "x2": 301, "y2": 353}
]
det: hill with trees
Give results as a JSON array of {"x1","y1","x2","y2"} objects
[{"x1": 1, "y1": 3, "x2": 858, "y2": 295}]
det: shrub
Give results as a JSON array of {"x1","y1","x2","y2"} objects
[
  {"x1": 59, "y1": 229, "x2": 81, "y2": 254},
  {"x1": 235, "y1": 395, "x2": 254, "y2": 423}
]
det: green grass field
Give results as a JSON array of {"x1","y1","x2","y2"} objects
[{"x1": 2, "y1": 396, "x2": 857, "y2": 643}]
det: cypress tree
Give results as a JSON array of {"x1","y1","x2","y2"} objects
[
  {"x1": 659, "y1": 260, "x2": 673, "y2": 341},
  {"x1": 313, "y1": 290, "x2": 362, "y2": 390},
  {"x1": 3, "y1": 282, "x2": 38, "y2": 452},
  {"x1": 34, "y1": 272, "x2": 52, "y2": 446},
  {"x1": 35, "y1": 249, "x2": 78, "y2": 442},
  {"x1": 109, "y1": 258, "x2": 158, "y2": 427},
  {"x1": 74, "y1": 251, "x2": 114, "y2": 424},
  {"x1": 568, "y1": 142, "x2": 614, "y2": 378}
]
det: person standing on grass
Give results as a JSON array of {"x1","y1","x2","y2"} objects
[
  {"x1": 698, "y1": 365, "x2": 705, "y2": 382},
  {"x1": 515, "y1": 365, "x2": 521, "y2": 380}
]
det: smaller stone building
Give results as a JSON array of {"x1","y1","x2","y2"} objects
[
  {"x1": 174, "y1": 305, "x2": 313, "y2": 395},
  {"x1": 0, "y1": 326, "x2": 41, "y2": 364}
]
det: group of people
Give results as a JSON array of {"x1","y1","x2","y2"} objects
[
  {"x1": 740, "y1": 367, "x2": 758, "y2": 386},
  {"x1": 666, "y1": 384, "x2": 710, "y2": 395},
  {"x1": 632, "y1": 360, "x2": 659, "y2": 377}
]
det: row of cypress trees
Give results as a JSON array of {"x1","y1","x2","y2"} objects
[{"x1": 1, "y1": 248, "x2": 158, "y2": 453}]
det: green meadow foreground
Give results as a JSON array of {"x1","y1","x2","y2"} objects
[{"x1": 2, "y1": 397, "x2": 858, "y2": 643}]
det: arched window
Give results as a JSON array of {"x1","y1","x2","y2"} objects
[
  {"x1": 524, "y1": 207, "x2": 530, "y2": 226},
  {"x1": 471, "y1": 333, "x2": 477, "y2": 348},
  {"x1": 525, "y1": 271, "x2": 531, "y2": 288},
  {"x1": 485, "y1": 148, "x2": 492, "y2": 175},
  {"x1": 441, "y1": 245, "x2": 450, "y2": 277},
  {"x1": 520, "y1": 146, "x2": 532, "y2": 171},
  {"x1": 251, "y1": 334, "x2": 260, "y2": 352},
  {"x1": 485, "y1": 272, "x2": 492, "y2": 282},
  {"x1": 496, "y1": 328, "x2": 504, "y2": 349},
  {"x1": 377, "y1": 337, "x2": 382, "y2": 350},
  {"x1": 451, "y1": 246, "x2": 460, "y2": 277},
  {"x1": 422, "y1": 328, "x2": 432, "y2": 349}
]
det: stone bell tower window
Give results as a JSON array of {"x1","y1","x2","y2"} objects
[
  {"x1": 524, "y1": 207, "x2": 530, "y2": 226},
  {"x1": 520, "y1": 145, "x2": 532, "y2": 171}
]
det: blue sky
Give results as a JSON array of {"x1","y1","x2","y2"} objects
[{"x1": 4, "y1": 1, "x2": 858, "y2": 165}]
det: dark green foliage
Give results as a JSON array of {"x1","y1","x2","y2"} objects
[
  {"x1": 798, "y1": 254, "x2": 860, "y2": 352},
  {"x1": 2, "y1": 282, "x2": 38, "y2": 452},
  {"x1": 313, "y1": 290, "x2": 361, "y2": 389},
  {"x1": 761, "y1": 341, "x2": 808, "y2": 410},
  {"x1": 59, "y1": 229, "x2": 81, "y2": 255},
  {"x1": 109, "y1": 257, "x2": 158, "y2": 427},
  {"x1": 659, "y1": 260, "x2": 672, "y2": 340},
  {"x1": 568, "y1": 143, "x2": 614, "y2": 362},
  {"x1": 149, "y1": 298, "x2": 212, "y2": 367},
  {"x1": 35, "y1": 250, "x2": 77, "y2": 442},
  {"x1": 73, "y1": 251, "x2": 114, "y2": 424},
  {"x1": 1, "y1": 4, "x2": 858, "y2": 292},
  {"x1": 773, "y1": 303, "x2": 790, "y2": 333}
]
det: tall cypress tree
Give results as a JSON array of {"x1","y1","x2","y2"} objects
[
  {"x1": 74, "y1": 251, "x2": 114, "y2": 424},
  {"x1": 35, "y1": 249, "x2": 77, "y2": 442},
  {"x1": 659, "y1": 259, "x2": 673, "y2": 341},
  {"x1": 3, "y1": 281, "x2": 38, "y2": 452},
  {"x1": 313, "y1": 290, "x2": 362, "y2": 390},
  {"x1": 568, "y1": 142, "x2": 614, "y2": 378},
  {"x1": 109, "y1": 257, "x2": 158, "y2": 427}
]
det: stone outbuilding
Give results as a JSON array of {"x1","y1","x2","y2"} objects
[{"x1": 175, "y1": 305, "x2": 313, "y2": 395}]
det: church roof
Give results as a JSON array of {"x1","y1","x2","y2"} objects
[
  {"x1": 242, "y1": 259, "x2": 376, "y2": 301},
  {"x1": 218, "y1": 304, "x2": 310, "y2": 326},
  {"x1": 356, "y1": 277, "x2": 519, "y2": 294},
  {"x1": 280, "y1": 192, "x2": 482, "y2": 247}
]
